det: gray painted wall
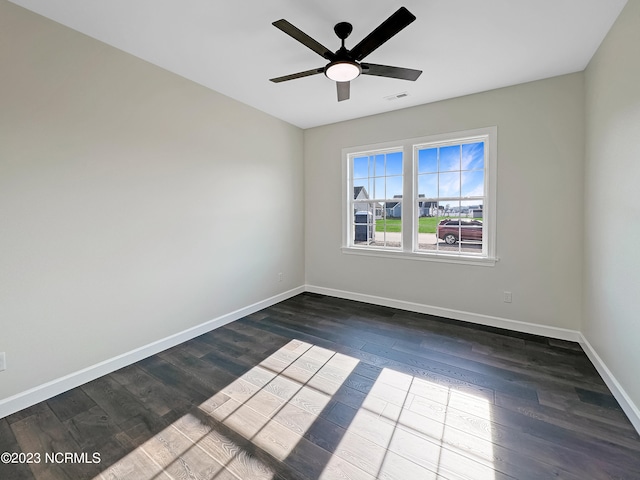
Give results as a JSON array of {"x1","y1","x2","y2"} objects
[
  {"x1": 584, "y1": 0, "x2": 640, "y2": 415},
  {"x1": 0, "y1": 2, "x2": 304, "y2": 400}
]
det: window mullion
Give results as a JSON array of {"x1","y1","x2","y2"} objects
[{"x1": 402, "y1": 142, "x2": 413, "y2": 252}]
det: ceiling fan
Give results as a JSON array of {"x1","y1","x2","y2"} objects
[{"x1": 269, "y1": 6, "x2": 422, "y2": 102}]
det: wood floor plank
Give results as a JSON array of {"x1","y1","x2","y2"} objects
[
  {"x1": 325, "y1": 402, "x2": 397, "y2": 449},
  {"x1": 0, "y1": 418, "x2": 35, "y2": 480},
  {"x1": 9, "y1": 405, "x2": 101, "y2": 480},
  {"x1": 139, "y1": 421, "x2": 231, "y2": 480},
  {"x1": 376, "y1": 449, "x2": 440, "y2": 480},
  {"x1": 46, "y1": 389, "x2": 97, "y2": 424},
  {"x1": 494, "y1": 391, "x2": 640, "y2": 450},
  {"x1": 80, "y1": 376, "x2": 170, "y2": 445},
  {"x1": 109, "y1": 364, "x2": 194, "y2": 420},
  {"x1": 97, "y1": 431, "x2": 174, "y2": 480},
  {"x1": 135, "y1": 354, "x2": 213, "y2": 405},
  {"x1": 388, "y1": 426, "x2": 515, "y2": 480},
  {"x1": 5, "y1": 403, "x2": 50, "y2": 426},
  {"x1": 62, "y1": 405, "x2": 129, "y2": 468},
  {"x1": 158, "y1": 345, "x2": 238, "y2": 395},
  {"x1": 173, "y1": 409, "x2": 297, "y2": 480}
]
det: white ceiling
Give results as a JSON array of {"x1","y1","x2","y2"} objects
[{"x1": 9, "y1": 0, "x2": 627, "y2": 129}]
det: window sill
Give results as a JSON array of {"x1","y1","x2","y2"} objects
[{"x1": 341, "y1": 246, "x2": 497, "y2": 266}]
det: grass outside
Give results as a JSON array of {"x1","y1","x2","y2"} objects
[
  {"x1": 376, "y1": 217, "x2": 439, "y2": 233},
  {"x1": 375, "y1": 216, "x2": 483, "y2": 233}
]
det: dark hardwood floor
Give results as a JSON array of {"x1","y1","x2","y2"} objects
[{"x1": 2, "y1": 293, "x2": 640, "y2": 479}]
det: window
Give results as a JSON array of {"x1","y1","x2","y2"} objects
[
  {"x1": 343, "y1": 127, "x2": 497, "y2": 265},
  {"x1": 351, "y1": 149, "x2": 403, "y2": 248}
]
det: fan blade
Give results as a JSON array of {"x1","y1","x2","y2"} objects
[
  {"x1": 273, "y1": 19, "x2": 335, "y2": 60},
  {"x1": 361, "y1": 63, "x2": 422, "y2": 81},
  {"x1": 337, "y1": 81, "x2": 350, "y2": 101},
  {"x1": 350, "y1": 7, "x2": 416, "y2": 61},
  {"x1": 270, "y1": 67, "x2": 324, "y2": 83}
]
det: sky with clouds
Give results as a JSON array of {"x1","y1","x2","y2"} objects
[{"x1": 353, "y1": 142, "x2": 485, "y2": 202}]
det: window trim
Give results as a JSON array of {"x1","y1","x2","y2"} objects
[{"x1": 342, "y1": 127, "x2": 497, "y2": 266}]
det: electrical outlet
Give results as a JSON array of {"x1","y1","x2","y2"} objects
[
  {"x1": 278, "y1": 272, "x2": 284, "y2": 283},
  {"x1": 503, "y1": 291, "x2": 512, "y2": 303},
  {"x1": 0, "y1": 352, "x2": 6, "y2": 371}
]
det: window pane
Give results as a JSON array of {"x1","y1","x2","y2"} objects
[
  {"x1": 457, "y1": 200, "x2": 483, "y2": 255},
  {"x1": 440, "y1": 206, "x2": 462, "y2": 253},
  {"x1": 386, "y1": 151, "x2": 403, "y2": 175},
  {"x1": 353, "y1": 178, "x2": 366, "y2": 190},
  {"x1": 353, "y1": 184, "x2": 371, "y2": 214},
  {"x1": 374, "y1": 209, "x2": 401, "y2": 248},
  {"x1": 353, "y1": 205, "x2": 375, "y2": 245},
  {"x1": 353, "y1": 156, "x2": 369, "y2": 179},
  {"x1": 386, "y1": 176, "x2": 403, "y2": 198},
  {"x1": 439, "y1": 171, "x2": 460, "y2": 197},
  {"x1": 415, "y1": 138, "x2": 488, "y2": 256},
  {"x1": 449, "y1": 200, "x2": 462, "y2": 216},
  {"x1": 416, "y1": 198, "x2": 484, "y2": 254},
  {"x1": 353, "y1": 179, "x2": 372, "y2": 200},
  {"x1": 462, "y1": 199, "x2": 483, "y2": 220},
  {"x1": 350, "y1": 149, "x2": 403, "y2": 250},
  {"x1": 417, "y1": 199, "x2": 438, "y2": 218},
  {"x1": 418, "y1": 148, "x2": 437, "y2": 173},
  {"x1": 461, "y1": 171, "x2": 484, "y2": 197},
  {"x1": 374, "y1": 177, "x2": 386, "y2": 199},
  {"x1": 462, "y1": 142, "x2": 484, "y2": 170},
  {"x1": 439, "y1": 145, "x2": 460, "y2": 172},
  {"x1": 417, "y1": 173, "x2": 437, "y2": 198},
  {"x1": 417, "y1": 205, "x2": 446, "y2": 251},
  {"x1": 375, "y1": 154, "x2": 385, "y2": 176}
]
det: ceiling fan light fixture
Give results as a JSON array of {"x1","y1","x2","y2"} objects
[
  {"x1": 271, "y1": 7, "x2": 421, "y2": 101},
  {"x1": 325, "y1": 61, "x2": 361, "y2": 82}
]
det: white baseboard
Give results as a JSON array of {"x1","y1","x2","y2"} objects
[
  {"x1": 579, "y1": 335, "x2": 640, "y2": 434},
  {"x1": 305, "y1": 285, "x2": 581, "y2": 342},
  {"x1": 0, "y1": 286, "x2": 304, "y2": 420}
]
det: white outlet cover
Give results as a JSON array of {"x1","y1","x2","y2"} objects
[{"x1": 0, "y1": 352, "x2": 5, "y2": 371}]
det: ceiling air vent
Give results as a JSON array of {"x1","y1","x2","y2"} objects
[{"x1": 384, "y1": 92, "x2": 409, "y2": 101}]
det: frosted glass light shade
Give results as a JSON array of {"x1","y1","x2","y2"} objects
[{"x1": 325, "y1": 61, "x2": 361, "y2": 82}]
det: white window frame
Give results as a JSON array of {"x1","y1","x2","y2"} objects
[
  {"x1": 342, "y1": 126, "x2": 497, "y2": 266},
  {"x1": 347, "y1": 146, "x2": 405, "y2": 250}
]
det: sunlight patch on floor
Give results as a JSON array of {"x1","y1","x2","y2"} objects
[
  {"x1": 95, "y1": 339, "x2": 358, "y2": 480},
  {"x1": 324, "y1": 368, "x2": 497, "y2": 480}
]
